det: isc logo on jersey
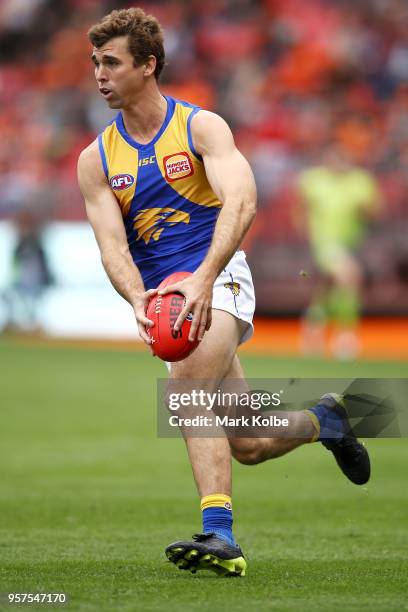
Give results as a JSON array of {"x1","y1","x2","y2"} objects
[
  {"x1": 163, "y1": 152, "x2": 194, "y2": 183},
  {"x1": 110, "y1": 174, "x2": 135, "y2": 190}
]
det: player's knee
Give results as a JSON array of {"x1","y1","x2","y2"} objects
[{"x1": 230, "y1": 439, "x2": 265, "y2": 465}]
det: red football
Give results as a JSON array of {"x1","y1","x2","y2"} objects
[{"x1": 146, "y1": 271, "x2": 200, "y2": 362}]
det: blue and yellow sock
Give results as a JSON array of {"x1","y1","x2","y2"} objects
[
  {"x1": 305, "y1": 397, "x2": 346, "y2": 443},
  {"x1": 201, "y1": 494, "x2": 235, "y2": 546}
]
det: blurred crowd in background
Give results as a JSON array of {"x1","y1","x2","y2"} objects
[{"x1": 0, "y1": 0, "x2": 408, "y2": 315}]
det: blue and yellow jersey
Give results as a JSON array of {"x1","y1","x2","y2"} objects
[{"x1": 98, "y1": 95, "x2": 222, "y2": 289}]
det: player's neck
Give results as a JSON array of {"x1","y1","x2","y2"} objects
[{"x1": 121, "y1": 84, "x2": 167, "y2": 145}]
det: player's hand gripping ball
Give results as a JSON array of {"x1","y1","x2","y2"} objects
[{"x1": 146, "y1": 271, "x2": 200, "y2": 362}]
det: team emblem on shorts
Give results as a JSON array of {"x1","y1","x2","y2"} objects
[
  {"x1": 224, "y1": 281, "x2": 241, "y2": 296},
  {"x1": 109, "y1": 173, "x2": 135, "y2": 190},
  {"x1": 133, "y1": 207, "x2": 190, "y2": 244},
  {"x1": 163, "y1": 152, "x2": 194, "y2": 182}
]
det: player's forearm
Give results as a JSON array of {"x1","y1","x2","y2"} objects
[
  {"x1": 197, "y1": 197, "x2": 256, "y2": 281},
  {"x1": 101, "y1": 246, "x2": 145, "y2": 305}
]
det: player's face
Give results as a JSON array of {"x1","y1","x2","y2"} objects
[{"x1": 92, "y1": 36, "x2": 150, "y2": 109}]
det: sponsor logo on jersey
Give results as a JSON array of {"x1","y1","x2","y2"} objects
[
  {"x1": 224, "y1": 281, "x2": 241, "y2": 296},
  {"x1": 163, "y1": 152, "x2": 194, "y2": 182},
  {"x1": 133, "y1": 207, "x2": 190, "y2": 244},
  {"x1": 109, "y1": 173, "x2": 135, "y2": 190}
]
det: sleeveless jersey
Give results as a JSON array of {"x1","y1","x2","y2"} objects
[{"x1": 98, "y1": 95, "x2": 222, "y2": 289}]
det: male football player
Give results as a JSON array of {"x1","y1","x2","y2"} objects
[{"x1": 78, "y1": 8, "x2": 370, "y2": 577}]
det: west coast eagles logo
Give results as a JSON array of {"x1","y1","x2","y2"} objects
[
  {"x1": 133, "y1": 207, "x2": 190, "y2": 244},
  {"x1": 224, "y1": 281, "x2": 241, "y2": 296}
]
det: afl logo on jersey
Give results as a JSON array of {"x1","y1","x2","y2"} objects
[
  {"x1": 163, "y1": 152, "x2": 194, "y2": 183},
  {"x1": 110, "y1": 174, "x2": 135, "y2": 190}
]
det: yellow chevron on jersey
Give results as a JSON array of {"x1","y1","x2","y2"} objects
[
  {"x1": 97, "y1": 95, "x2": 223, "y2": 290},
  {"x1": 154, "y1": 103, "x2": 221, "y2": 208},
  {"x1": 99, "y1": 122, "x2": 138, "y2": 217}
]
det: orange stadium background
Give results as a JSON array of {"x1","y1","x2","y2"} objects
[{"x1": 0, "y1": 0, "x2": 407, "y2": 360}]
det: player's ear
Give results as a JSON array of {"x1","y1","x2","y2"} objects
[{"x1": 143, "y1": 55, "x2": 157, "y2": 77}]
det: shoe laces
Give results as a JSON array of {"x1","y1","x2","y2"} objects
[
  {"x1": 192, "y1": 533, "x2": 215, "y2": 542},
  {"x1": 339, "y1": 435, "x2": 362, "y2": 461}
]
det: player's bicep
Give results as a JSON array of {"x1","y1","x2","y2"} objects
[
  {"x1": 191, "y1": 111, "x2": 256, "y2": 205},
  {"x1": 78, "y1": 144, "x2": 128, "y2": 254},
  {"x1": 85, "y1": 187, "x2": 128, "y2": 255},
  {"x1": 204, "y1": 147, "x2": 256, "y2": 205}
]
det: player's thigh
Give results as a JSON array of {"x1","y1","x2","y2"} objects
[{"x1": 169, "y1": 309, "x2": 246, "y2": 382}]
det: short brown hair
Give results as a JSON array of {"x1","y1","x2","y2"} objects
[{"x1": 88, "y1": 8, "x2": 165, "y2": 80}]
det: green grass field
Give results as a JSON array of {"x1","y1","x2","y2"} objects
[{"x1": 1, "y1": 340, "x2": 407, "y2": 611}]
